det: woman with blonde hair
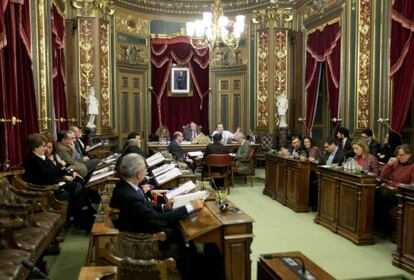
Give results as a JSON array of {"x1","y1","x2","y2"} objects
[
  {"x1": 153, "y1": 125, "x2": 170, "y2": 143},
  {"x1": 352, "y1": 138, "x2": 379, "y2": 175}
]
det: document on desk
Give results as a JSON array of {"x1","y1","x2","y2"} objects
[
  {"x1": 146, "y1": 152, "x2": 166, "y2": 168},
  {"x1": 165, "y1": 180, "x2": 196, "y2": 200},
  {"x1": 154, "y1": 168, "x2": 182, "y2": 185},
  {"x1": 89, "y1": 170, "x2": 115, "y2": 183},
  {"x1": 187, "y1": 151, "x2": 203, "y2": 157},
  {"x1": 173, "y1": 191, "x2": 207, "y2": 209},
  {"x1": 85, "y1": 142, "x2": 102, "y2": 152},
  {"x1": 152, "y1": 163, "x2": 175, "y2": 177}
]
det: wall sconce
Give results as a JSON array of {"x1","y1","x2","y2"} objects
[
  {"x1": 377, "y1": 118, "x2": 389, "y2": 124},
  {"x1": 0, "y1": 116, "x2": 22, "y2": 125},
  {"x1": 331, "y1": 117, "x2": 342, "y2": 123},
  {"x1": 54, "y1": 117, "x2": 67, "y2": 123},
  {"x1": 297, "y1": 117, "x2": 306, "y2": 122}
]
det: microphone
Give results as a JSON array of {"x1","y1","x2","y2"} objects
[
  {"x1": 263, "y1": 254, "x2": 306, "y2": 275},
  {"x1": 211, "y1": 179, "x2": 228, "y2": 212},
  {"x1": 21, "y1": 258, "x2": 49, "y2": 280}
]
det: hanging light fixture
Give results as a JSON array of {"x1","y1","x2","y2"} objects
[{"x1": 186, "y1": 0, "x2": 245, "y2": 52}]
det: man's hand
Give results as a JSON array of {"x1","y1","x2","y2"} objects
[
  {"x1": 191, "y1": 199, "x2": 204, "y2": 211},
  {"x1": 64, "y1": 175, "x2": 74, "y2": 182},
  {"x1": 388, "y1": 157, "x2": 397, "y2": 166},
  {"x1": 82, "y1": 156, "x2": 90, "y2": 161},
  {"x1": 142, "y1": 184, "x2": 151, "y2": 193},
  {"x1": 165, "y1": 199, "x2": 175, "y2": 211}
]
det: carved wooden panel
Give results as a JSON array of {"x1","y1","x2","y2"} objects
[
  {"x1": 275, "y1": 163, "x2": 287, "y2": 205},
  {"x1": 318, "y1": 176, "x2": 337, "y2": 230},
  {"x1": 264, "y1": 154, "x2": 277, "y2": 198},
  {"x1": 338, "y1": 183, "x2": 358, "y2": 232}
]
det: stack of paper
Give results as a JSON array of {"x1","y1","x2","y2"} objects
[
  {"x1": 172, "y1": 191, "x2": 207, "y2": 209},
  {"x1": 89, "y1": 170, "x2": 115, "y2": 183},
  {"x1": 165, "y1": 180, "x2": 197, "y2": 200},
  {"x1": 187, "y1": 151, "x2": 203, "y2": 157},
  {"x1": 154, "y1": 168, "x2": 182, "y2": 185},
  {"x1": 146, "y1": 152, "x2": 166, "y2": 168},
  {"x1": 85, "y1": 142, "x2": 103, "y2": 152},
  {"x1": 152, "y1": 164, "x2": 176, "y2": 177}
]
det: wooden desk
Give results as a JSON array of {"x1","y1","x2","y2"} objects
[
  {"x1": 393, "y1": 184, "x2": 414, "y2": 274},
  {"x1": 84, "y1": 214, "x2": 119, "y2": 266},
  {"x1": 148, "y1": 142, "x2": 259, "y2": 153},
  {"x1": 179, "y1": 200, "x2": 254, "y2": 280},
  {"x1": 264, "y1": 154, "x2": 313, "y2": 212},
  {"x1": 315, "y1": 166, "x2": 376, "y2": 245},
  {"x1": 257, "y1": 251, "x2": 335, "y2": 280},
  {"x1": 78, "y1": 266, "x2": 117, "y2": 280}
]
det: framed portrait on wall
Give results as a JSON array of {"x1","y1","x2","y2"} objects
[{"x1": 170, "y1": 66, "x2": 190, "y2": 94}]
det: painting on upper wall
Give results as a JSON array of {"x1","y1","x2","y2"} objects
[{"x1": 169, "y1": 66, "x2": 192, "y2": 96}]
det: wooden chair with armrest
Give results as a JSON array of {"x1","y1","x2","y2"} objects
[
  {"x1": 101, "y1": 231, "x2": 181, "y2": 280},
  {"x1": 232, "y1": 148, "x2": 256, "y2": 187},
  {"x1": 204, "y1": 154, "x2": 233, "y2": 194}
]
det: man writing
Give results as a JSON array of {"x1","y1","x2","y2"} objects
[{"x1": 183, "y1": 121, "x2": 201, "y2": 141}]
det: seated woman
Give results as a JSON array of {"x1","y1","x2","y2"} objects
[
  {"x1": 352, "y1": 139, "x2": 379, "y2": 175},
  {"x1": 303, "y1": 136, "x2": 323, "y2": 164},
  {"x1": 152, "y1": 125, "x2": 170, "y2": 143},
  {"x1": 24, "y1": 134, "x2": 91, "y2": 230},
  {"x1": 377, "y1": 144, "x2": 414, "y2": 236},
  {"x1": 378, "y1": 131, "x2": 402, "y2": 164}
]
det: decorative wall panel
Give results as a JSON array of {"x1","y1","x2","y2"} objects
[
  {"x1": 273, "y1": 30, "x2": 288, "y2": 127},
  {"x1": 356, "y1": 0, "x2": 372, "y2": 129},
  {"x1": 257, "y1": 30, "x2": 269, "y2": 127},
  {"x1": 37, "y1": 0, "x2": 49, "y2": 130},
  {"x1": 115, "y1": 12, "x2": 149, "y2": 37},
  {"x1": 99, "y1": 20, "x2": 111, "y2": 128},
  {"x1": 78, "y1": 18, "x2": 95, "y2": 125}
]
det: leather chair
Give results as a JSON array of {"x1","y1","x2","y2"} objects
[
  {"x1": 118, "y1": 256, "x2": 177, "y2": 280},
  {"x1": 0, "y1": 247, "x2": 31, "y2": 280},
  {"x1": 232, "y1": 148, "x2": 256, "y2": 187},
  {"x1": 204, "y1": 154, "x2": 233, "y2": 194}
]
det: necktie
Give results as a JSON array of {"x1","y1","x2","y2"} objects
[
  {"x1": 326, "y1": 153, "x2": 335, "y2": 166},
  {"x1": 192, "y1": 131, "x2": 196, "y2": 138}
]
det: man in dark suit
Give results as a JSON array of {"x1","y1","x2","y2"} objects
[
  {"x1": 336, "y1": 127, "x2": 354, "y2": 158},
  {"x1": 323, "y1": 137, "x2": 346, "y2": 166},
  {"x1": 288, "y1": 135, "x2": 304, "y2": 156},
  {"x1": 69, "y1": 126, "x2": 100, "y2": 172},
  {"x1": 183, "y1": 121, "x2": 201, "y2": 141},
  {"x1": 361, "y1": 128, "x2": 381, "y2": 157},
  {"x1": 167, "y1": 131, "x2": 186, "y2": 161},
  {"x1": 110, "y1": 154, "x2": 204, "y2": 279},
  {"x1": 204, "y1": 133, "x2": 229, "y2": 159},
  {"x1": 110, "y1": 153, "x2": 204, "y2": 234}
]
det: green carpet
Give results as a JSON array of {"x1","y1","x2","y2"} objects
[{"x1": 46, "y1": 168, "x2": 414, "y2": 280}]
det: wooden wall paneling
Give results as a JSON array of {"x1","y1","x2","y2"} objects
[{"x1": 315, "y1": 174, "x2": 338, "y2": 232}]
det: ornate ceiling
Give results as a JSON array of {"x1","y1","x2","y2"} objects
[{"x1": 114, "y1": 0, "x2": 304, "y2": 15}]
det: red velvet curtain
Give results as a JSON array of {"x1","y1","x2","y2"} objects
[
  {"x1": 0, "y1": 0, "x2": 39, "y2": 167},
  {"x1": 151, "y1": 36, "x2": 209, "y2": 134},
  {"x1": 52, "y1": 5, "x2": 67, "y2": 131},
  {"x1": 305, "y1": 23, "x2": 341, "y2": 136},
  {"x1": 390, "y1": 0, "x2": 414, "y2": 132}
]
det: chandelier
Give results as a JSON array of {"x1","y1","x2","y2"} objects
[{"x1": 185, "y1": 0, "x2": 245, "y2": 52}]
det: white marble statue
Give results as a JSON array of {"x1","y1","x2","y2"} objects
[
  {"x1": 86, "y1": 87, "x2": 99, "y2": 129},
  {"x1": 276, "y1": 94, "x2": 288, "y2": 128}
]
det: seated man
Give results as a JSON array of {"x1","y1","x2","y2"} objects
[
  {"x1": 110, "y1": 154, "x2": 204, "y2": 279},
  {"x1": 183, "y1": 121, "x2": 201, "y2": 141},
  {"x1": 361, "y1": 128, "x2": 381, "y2": 157},
  {"x1": 337, "y1": 127, "x2": 354, "y2": 159},
  {"x1": 211, "y1": 122, "x2": 239, "y2": 144},
  {"x1": 323, "y1": 137, "x2": 346, "y2": 166},
  {"x1": 56, "y1": 130, "x2": 88, "y2": 178},
  {"x1": 69, "y1": 126, "x2": 100, "y2": 173},
  {"x1": 288, "y1": 135, "x2": 304, "y2": 156},
  {"x1": 122, "y1": 132, "x2": 145, "y2": 156},
  {"x1": 233, "y1": 132, "x2": 250, "y2": 174},
  {"x1": 167, "y1": 131, "x2": 186, "y2": 162}
]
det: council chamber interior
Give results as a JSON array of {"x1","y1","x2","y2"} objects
[{"x1": 1, "y1": 0, "x2": 414, "y2": 279}]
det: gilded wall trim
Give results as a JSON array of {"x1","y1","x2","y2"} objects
[
  {"x1": 100, "y1": 21, "x2": 111, "y2": 128},
  {"x1": 78, "y1": 18, "x2": 95, "y2": 126},
  {"x1": 273, "y1": 29, "x2": 288, "y2": 127},
  {"x1": 356, "y1": 0, "x2": 372, "y2": 129},
  {"x1": 256, "y1": 29, "x2": 269, "y2": 127},
  {"x1": 115, "y1": 13, "x2": 149, "y2": 37},
  {"x1": 37, "y1": 0, "x2": 49, "y2": 130}
]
